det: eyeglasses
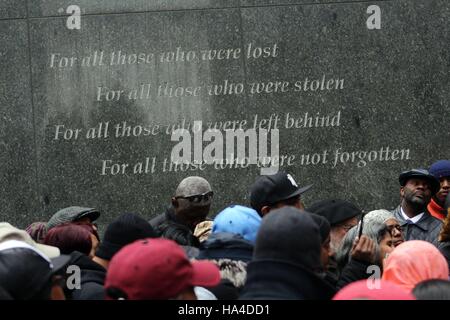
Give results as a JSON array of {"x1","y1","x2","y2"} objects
[{"x1": 175, "y1": 191, "x2": 213, "y2": 203}]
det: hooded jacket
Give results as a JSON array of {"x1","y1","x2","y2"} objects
[
  {"x1": 239, "y1": 260, "x2": 336, "y2": 300},
  {"x1": 198, "y1": 232, "x2": 253, "y2": 262},
  {"x1": 67, "y1": 251, "x2": 106, "y2": 300},
  {"x1": 197, "y1": 232, "x2": 253, "y2": 289},
  {"x1": 382, "y1": 240, "x2": 448, "y2": 292},
  {"x1": 239, "y1": 207, "x2": 336, "y2": 300}
]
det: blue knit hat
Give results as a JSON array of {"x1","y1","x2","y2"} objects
[
  {"x1": 429, "y1": 160, "x2": 450, "y2": 179},
  {"x1": 212, "y1": 205, "x2": 261, "y2": 244}
]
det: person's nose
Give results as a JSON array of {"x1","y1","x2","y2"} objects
[
  {"x1": 416, "y1": 182, "x2": 425, "y2": 190},
  {"x1": 442, "y1": 178, "x2": 450, "y2": 190}
]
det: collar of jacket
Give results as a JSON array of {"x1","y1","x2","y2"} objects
[
  {"x1": 428, "y1": 198, "x2": 446, "y2": 220},
  {"x1": 393, "y1": 205, "x2": 432, "y2": 231}
]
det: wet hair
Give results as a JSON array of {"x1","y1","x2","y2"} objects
[
  {"x1": 44, "y1": 223, "x2": 93, "y2": 255},
  {"x1": 413, "y1": 279, "x2": 450, "y2": 300}
]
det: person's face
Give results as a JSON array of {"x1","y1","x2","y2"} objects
[
  {"x1": 385, "y1": 218, "x2": 404, "y2": 247},
  {"x1": 321, "y1": 235, "x2": 332, "y2": 270},
  {"x1": 401, "y1": 178, "x2": 432, "y2": 208},
  {"x1": 435, "y1": 177, "x2": 450, "y2": 205},
  {"x1": 330, "y1": 216, "x2": 358, "y2": 254},
  {"x1": 379, "y1": 232, "x2": 395, "y2": 264},
  {"x1": 75, "y1": 217, "x2": 98, "y2": 232},
  {"x1": 89, "y1": 234, "x2": 99, "y2": 258},
  {"x1": 172, "y1": 193, "x2": 212, "y2": 229},
  {"x1": 261, "y1": 196, "x2": 303, "y2": 216}
]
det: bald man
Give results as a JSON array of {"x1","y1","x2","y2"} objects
[{"x1": 149, "y1": 176, "x2": 213, "y2": 247}]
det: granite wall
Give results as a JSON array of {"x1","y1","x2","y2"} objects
[{"x1": 0, "y1": 0, "x2": 449, "y2": 230}]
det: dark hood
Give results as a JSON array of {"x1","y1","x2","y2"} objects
[
  {"x1": 68, "y1": 251, "x2": 106, "y2": 284},
  {"x1": 240, "y1": 260, "x2": 336, "y2": 300},
  {"x1": 198, "y1": 232, "x2": 254, "y2": 262}
]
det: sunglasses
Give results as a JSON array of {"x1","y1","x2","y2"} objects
[{"x1": 175, "y1": 191, "x2": 213, "y2": 203}]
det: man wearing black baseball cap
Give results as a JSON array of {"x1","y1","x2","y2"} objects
[
  {"x1": 0, "y1": 240, "x2": 70, "y2": 300},
  {"x1": 392, "y1": 168, "x2": 442, "y2": 246},
  {"x1": 249, "y1": 171, "x2": 312, "y2": 217}
]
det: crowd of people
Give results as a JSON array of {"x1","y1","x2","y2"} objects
[{"x1": 1, "y1": 159, "x2": 450, "y2": 300}]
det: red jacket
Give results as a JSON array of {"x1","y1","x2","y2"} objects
[{"x1": 427, "y1": 198, "x2": 446, "y2": 221}]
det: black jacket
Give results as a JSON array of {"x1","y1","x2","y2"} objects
[
  {"x1": 67, "y1": 251, "x2": 106, "y2": 300},
  {"x1": 336, "y1": 259, "x2": 372, "y2": 290},
  {"x1": 239, "y1": 260, "x2": 336, "y2": 300},
  {"x1": 392, "y1": 206, "x2": 442, "y2": 246},
  {"x1": 149, "y1": 206, "x2": 200, "y2": 247}
]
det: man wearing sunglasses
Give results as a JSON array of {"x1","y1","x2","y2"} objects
[{"x1": 149, "y1": 176, "x2": 213, "y2": 247}]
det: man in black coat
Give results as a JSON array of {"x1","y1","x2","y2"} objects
[
  {"x1": 391, "y1": 169, "x2": 442, "y2": 246},
  {"x1": 239, "y1": 207, "x2": 336, "y2": 300},
  {"x1": 150, "y1": 176, "x2": 213, "y2": 247}
]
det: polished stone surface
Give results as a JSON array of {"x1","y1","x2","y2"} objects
[
  {"x1": 0, "y1": 0, "x2": 449, "y2": 230},
  {"x1": 0, "y1": 0, "x2": 27, "y2": 19},
  {"x1": 0, "y1": 20, "x2": 41, "y2": 228},
  {"x1": 28, "y1": 0, "x2": 240, "y2": 17},
  {"x1": 29, "y1": 9, "x2": 248, "y2": 228}
]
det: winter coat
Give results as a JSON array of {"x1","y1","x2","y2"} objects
[
  {"x1": 198, "y1": 232, "x2": 253, "y2": 262},
  {"x1": 149, "y1": 206, "x2": 200, "y2": 247},
  {"x1": 336, "y1": 259, "x2": 372, "y2": 290},
  {"x1": 198, "y1": 232, "x2": 253, "y2": 289},
  {"x1": 392, "y1": 206, "x2": 442, "y2": 247}
]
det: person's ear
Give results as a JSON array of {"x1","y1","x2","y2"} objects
[
  {"x1": 261, "y1": 206, "x2": 271, "y2": 217},
  {"x1": 400, "y1": 186, "x2": 405, "y2": 198},
  {"x1": 172, "y1": 197, "x2": 179, "y2": 208}
]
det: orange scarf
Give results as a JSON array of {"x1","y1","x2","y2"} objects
[{"x1": 427, "y1": 198, "x2": 446, "y2": 220}]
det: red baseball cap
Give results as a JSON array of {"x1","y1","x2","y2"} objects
[{"x1": 104, "y1": 238, "x2": 221, "y2": 300}]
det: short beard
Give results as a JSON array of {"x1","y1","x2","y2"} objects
[{"x1": 403, "y1": 189, "x2": 427, "y2": 211}]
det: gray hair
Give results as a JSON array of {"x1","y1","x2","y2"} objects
[
  {"x1": 364, "y1": 209, "x2": 395, "y2": 226},
  {"x1": 175, "y1": 176, "x2": 212, "y2": 197},
  {"x1": 335, "y1": 219, "x2": 387, "y2": 271}
]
